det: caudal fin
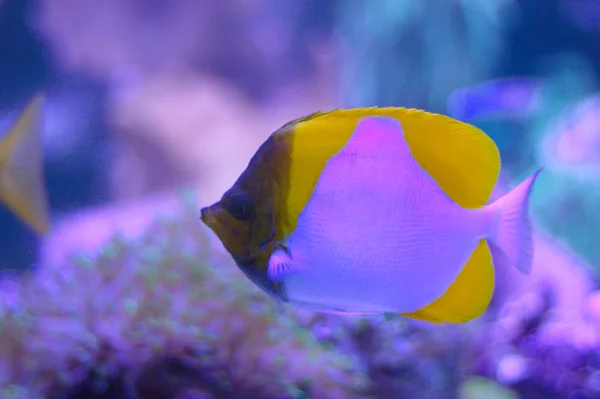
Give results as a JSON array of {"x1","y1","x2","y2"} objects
[
  {"x1": 486, "y1": 169, "x2": 541, "y2": 275},
  {"x1": 0, "y1": 93, "x2": 50, "y2": 235}
]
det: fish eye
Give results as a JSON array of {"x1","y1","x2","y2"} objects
[{"x1": 226, "y1": 193, "x2": 254, "y2": 221}]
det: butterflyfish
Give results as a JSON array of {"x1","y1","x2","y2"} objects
[
  {"x1": 200, "y1": 108, "x2": 540, "y2": 324},
  {"x1": 0, "y1": 94, "x2": 50, "y2": 235}
]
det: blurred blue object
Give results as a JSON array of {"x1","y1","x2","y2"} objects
[
  {"x1": 335, "y1": 0, "x2": 519, "y2": 111},
  {"x1": 447, "y1": 77, "x2": 541, "y2": 122}
]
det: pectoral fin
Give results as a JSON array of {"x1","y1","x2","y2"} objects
[{"x1": 267, "y1": 246, "x2": 300, "y2": 282}]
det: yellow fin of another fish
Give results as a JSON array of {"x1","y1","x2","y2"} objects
[
  {"x1": 0, "y1": 93, "x2": 50, "y2": 234},
  {"x1": 402, "y1": 240, "x2": 494, "y2": 324}
]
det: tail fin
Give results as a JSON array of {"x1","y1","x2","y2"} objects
[
  {"x1": 0, "y1": 93, "x2": 50, "y2": 235},
  {"x1": 485, "y1": 169, "x2": 541, "y2": 274}
]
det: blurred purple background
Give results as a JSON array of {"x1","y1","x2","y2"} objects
[{"x1": 2, "y1": 0, "x2": 600, "y2": 398}]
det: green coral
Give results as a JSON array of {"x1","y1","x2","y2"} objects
[
  {"x1": 0, "y1": 193, "x2": 367, "y2": 398},
  {"x1": 459, "y1": 377, "x2": 519, "y2": 399}
]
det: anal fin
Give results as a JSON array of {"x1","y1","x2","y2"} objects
[{"x1": 402, "y1": 240, "x2": 494, "y2": 324}]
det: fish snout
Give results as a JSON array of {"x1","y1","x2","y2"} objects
[
  {"x1": 200, "y1": 202, "x2": 227, "y2": 228},
  {"x1": 200, "y1": 205, "x2": 214, "y2": 226}
]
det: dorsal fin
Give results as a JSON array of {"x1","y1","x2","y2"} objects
[{"x1": 282, "y1": 107, "x2": 500, "y2": 233}]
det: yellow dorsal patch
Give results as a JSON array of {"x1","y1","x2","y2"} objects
[
  {"x1": 284, "y1": 107, "x2": 500, "y2": 324},
  {"x1": 0, "y1": 93, "x2": 49, "y2": 235},
  {"x1": 284, "y1": 107, "x2": 500, "y2": 230}
]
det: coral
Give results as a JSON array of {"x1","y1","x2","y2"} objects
[
  {"x1": 6, "y1": 184, "x2": 600, "y2": 399},
  {"x1": 0, "y1": 192, "x2": 366, "y2": 399},
  {"x1": 458, "y1": 377, "x2": 518, "y2": 399},
  {"x1": 294, "y1": 313, "x2": 481, "y2": 399}
]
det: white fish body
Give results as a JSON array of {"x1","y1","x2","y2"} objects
[{"x1": 268, "y1": 116, "x2": 539, "y2": 314}]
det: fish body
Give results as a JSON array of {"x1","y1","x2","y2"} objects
[
  {"x1": 200, "y1": 108, "x2": 539, "y2": 324},
  {"x1": 0, "y1": 94, "x2": 50, "y2": 234},
  {"x1": 269, "y1": 116, "x2": 538, "y2": 316}
]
